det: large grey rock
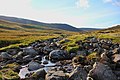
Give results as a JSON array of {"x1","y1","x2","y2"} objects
[
  {"x1": 49, "y1": 50, "x2": 69, "y2": 60},
  {"x1": 88, "y1": 62, "x2": 117, "y2": 80},
  {"x1": 23, "y1": 47, "x2": 38, "y2": 56},
  {"x1": 46, "y1": 70, "x2": 68, "y2": 80},
  {"x1": 0, "y1": 52, "x2": 12, "y2": 60},
  {"x1": 28, "y1": 61, "x2": 41, "y2": 71},
  {"x1": 69, "y1": 66, "x2": 87, "y2": 80}
]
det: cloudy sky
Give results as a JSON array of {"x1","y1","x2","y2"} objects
[{"x1": 0, "y1": 0, "x2": 120, "y2": 28}]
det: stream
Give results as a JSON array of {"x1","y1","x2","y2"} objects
[{"x1": 19, "y1": 56, "x2": 56, "y2": 79}]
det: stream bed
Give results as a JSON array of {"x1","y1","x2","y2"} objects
[{"x1": 19, "y1": 56, "x2": 56, "y2": 79}]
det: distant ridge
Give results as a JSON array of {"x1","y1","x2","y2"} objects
[
  {"x1": 79, "y1": 28, "x2": 101, "y2": 31},
  {"x1": 0, "y1": 15, "x2": 80, "y2": 32}
]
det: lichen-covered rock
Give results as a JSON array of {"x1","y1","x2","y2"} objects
[{"x1": 88, "y1": 62, "x2": 117, "y2": 80}]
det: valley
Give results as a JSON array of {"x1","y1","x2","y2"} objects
[{"x1": 0, "y1": 16, "x2": 120, "y2": 80}]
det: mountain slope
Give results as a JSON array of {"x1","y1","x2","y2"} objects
[{"x1": 0, "y1": 15, "x2": 80, "y2": 32}]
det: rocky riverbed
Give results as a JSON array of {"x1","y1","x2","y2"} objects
[{"x1": 0, "y1": 37, "x2": 120, "y2": 80}]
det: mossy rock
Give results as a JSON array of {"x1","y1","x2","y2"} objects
[
  {"x1": 87, "y1": 52, "x2": 97, "y2": 60},
  {"x1": 3, "y1": 63, "x2": 19, "y2": 70},
  {"x1": 0, "y1": 69, "x2": 20, "y2": 80},
  {"x1": 0, "y1": 63, "x2": 20, "y2": 80},
  {"x1": 67, "y1": 46, "x2": 79, "y2": 53}
]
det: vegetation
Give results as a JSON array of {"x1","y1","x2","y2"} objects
[
  {"x1": 0, "y1": 20, "x2": 120, "y2": 52},
  {"x1": 0, "y1": 63, "x2": 20, "y2": 80}
]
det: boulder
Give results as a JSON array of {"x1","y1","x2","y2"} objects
[
  {"x1": 46, "y1": 70, "x2": 68, "y2": 80},
  {"x1": 88, "y1": 62, "x2": 117, "y2": 80},
  {"x1": 49, "y1": 50, "x2": 69, "y2": 61},
  {"x1": 69, "y1": 66, "x2": 87, "y2": 80},
  {"x1": 23, "y1": 47, "x2": 38, "y2": 56},
  {"x1": 0, "y1": 52, "x2": 12, "y2": 60},
  {"x1": 28, "y1": 61, "x2": 41, "y2": 71}
]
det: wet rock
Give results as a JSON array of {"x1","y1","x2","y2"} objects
[
  {"x1": 28, "y1": 61, "x2": 41, "y2": 71},
  {"x1": 49, "y1": 50, "x2": 69, "y2": 61},
  {"x1": 34, "y1": 55, "x2": 42, "y2": 61},
  {"x1": 69, "y1": 66, "x2": 87, "y2": 80},
  {"x1": 88, "y1": 62, "x2": 117, "y2": 80},
  {"x1": 43, "y1": 61, "x2": 48, "y2": 64},
  {"x1": 0, "y1": 52, "x2": 12, "y2": 60},
  {"x1": 45, "y1": 55, "x2": 49, "y2": 60},
  {"x1": 46, "y1": 70, "x2": 68, "y2": 80}
]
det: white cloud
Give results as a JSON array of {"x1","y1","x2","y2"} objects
[
  {"x1": 76, "y1": 0, "x2": 89, "y2": 8},
  {"x1": 113, "y1": 1, "x2": 120, "y2": 6},
  {"x1": 103, "y1": 0, "x2": 113, "y2": 3},
  {"x1": 103, "y1": 0, "x2": 120, "y2": 6}
]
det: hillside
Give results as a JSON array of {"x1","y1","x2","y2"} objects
[
  {"x1": 0, "y1": 15, "x2": 80, "y2": 32},
  {"x1": 0, "y1": 20, "x2": 77, "y2": 50}
]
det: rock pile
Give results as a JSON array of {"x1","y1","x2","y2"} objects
[{"x1": 0, "y1": 37, "x2": 120, "y2": 80}]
